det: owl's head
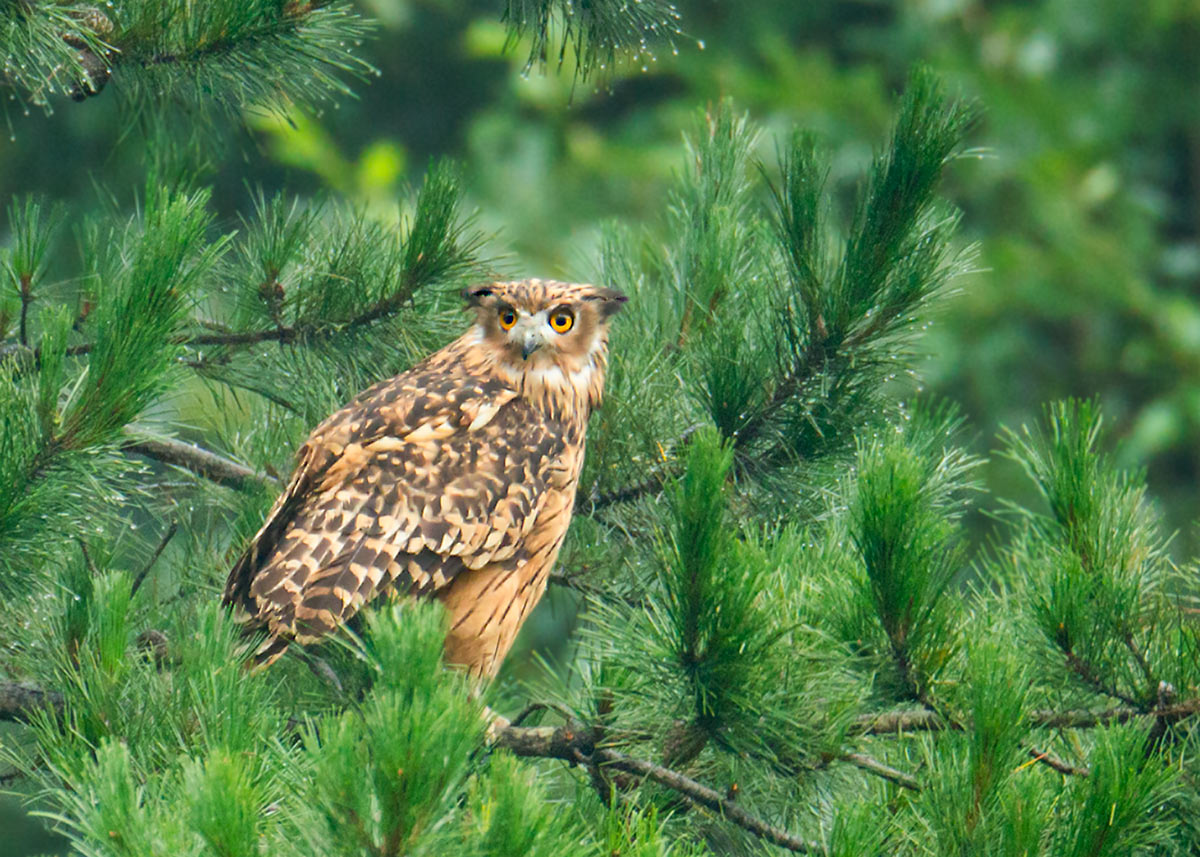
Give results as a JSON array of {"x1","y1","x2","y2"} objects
[{"x1": 464, "y1": 279, "x2": 627, "y2": 372}]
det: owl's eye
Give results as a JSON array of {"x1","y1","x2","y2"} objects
[
  {"x1": 498, "y1": 309, "x2": 517, "y2": 330},
  {"x1": 549, "y1": 310, "x2": 574, "y2": 333}
]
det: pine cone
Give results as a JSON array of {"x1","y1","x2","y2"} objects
[
  {"x1": 62, "y1": 8, "x2": 114, "y2": 101},
  {"x1": 66, "y1": 48, "x2": 110, "y2": 102}
]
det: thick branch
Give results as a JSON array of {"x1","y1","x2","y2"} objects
[
  {"x1": 122, "y1": 436, "x2": 277, "y2": 491},
  {"x1": 496, "y1": 724, "x2": 819, "y2": 853},
  {"x1": 0, "y1": 682, "x2": 63, "y2": 722},
  {"x1": 852, "y1": 708, "x2": 949, "y2": 735}
]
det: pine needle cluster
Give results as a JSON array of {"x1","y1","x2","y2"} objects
[
  {"x1": 502, "y1": 0, "x2": 681, "y2": 80},
  {"x1": 0, "y1": 1, "x2": 374, "y2": 115}
]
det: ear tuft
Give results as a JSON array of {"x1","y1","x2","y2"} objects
[
  {"x1": 463, "y1": 286, "x2": 495, "y2": 306},
  {"x1": 590, "y1": 287, "x2": 628, "y2": 318}
]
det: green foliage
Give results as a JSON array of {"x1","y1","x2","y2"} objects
[
  {"x1": 596, "y1": 803, "x2": 708, "y2": 857},
  {"x1": 64, "y1": 187, "x2": 221, "y2": 450},
  {"x1": 297, "y1": 605, "x2": 485, "y2": 856},
  {"x1": 182, "y1": 749, "x2": 264, "y2": 857},
  {"x1": 0, "y1": 0, "x2": 374, "y2": 116},
  {"x1": 751, "y1": 68, "x2": 977, "y2": 468},
  {"x1": 0, "y1": 2, "x2": 112, "y2": 108},
  {"x1": 458, "y1": 753, "x2": 581, "y2": 857},
  {"x1": 5, "y1": 6, "x2": 1200, "y2": 854},
  {"x1": 918, "y1": 645, "x2": 1030, "y2": 855},
  {"x1": 231, "y1": 160, "x2": 480, "y2": 338},
  {"x1": 23, "y1": 594, "x2": 704, "y2": 857},
  {"x1": 839, "y1": 405, "x2": 978, "y2": 700},
  {"x1": 1058, "y1": 726, "x2": 1181, "y2": 857},
  {"x1": 1, "y1": 194, "x2": 63, "y2": 346},
  {"x1": 996, "y1": 400, "x2": 1194, "y2": 709},
  {"x1": 837, "y1": 68, "x2": 975, "y2": 332},
  {"x1": 647, "y1": 428, "x2": 776, "y2": 740},
  {"x1": 582, "y1": 79, "x2": 974, "y2": 520}
]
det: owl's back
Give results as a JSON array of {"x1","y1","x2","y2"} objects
[{"x1": 223, "y1": 332, "x2": 586, "y2": 674}]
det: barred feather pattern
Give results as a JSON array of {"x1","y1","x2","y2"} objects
[{"x1": 223, "y1": 279, "x2": 625, "y2": 677}]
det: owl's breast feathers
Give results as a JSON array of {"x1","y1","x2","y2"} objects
[{"x1": 223, "y1": 333, "x2": 591, "y2": 671}]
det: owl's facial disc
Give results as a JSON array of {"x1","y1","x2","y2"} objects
[
  {"x1": 464, "y1": 280, "x2": 626, "y2": 374},
  {"x1": 509, "y1": 310, "x2": 555, "y2": 360}
]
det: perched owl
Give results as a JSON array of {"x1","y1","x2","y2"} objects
[{"x1": 223, "y1": 279, "x2": 626, "y2": 678}]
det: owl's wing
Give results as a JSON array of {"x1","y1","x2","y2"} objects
[{"x1": 223, "y1": 372, "x2": 566, "y2": 662}]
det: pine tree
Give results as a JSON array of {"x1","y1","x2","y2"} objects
[{"x1": 1, "y1": 4, "x2": 1199, "y2": 857}]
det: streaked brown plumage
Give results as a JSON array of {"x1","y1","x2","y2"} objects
[{"x1": 223, "y1": 279, "x2": 626, "y2": 678}]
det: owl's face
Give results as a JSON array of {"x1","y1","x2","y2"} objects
[{"x1": 464, "y1": 279, "x2": 627, "y2": 371}]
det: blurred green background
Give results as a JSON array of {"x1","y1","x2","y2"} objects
[{"x1": 7, "y1": 0, "x2": 1200, "y2": 851}]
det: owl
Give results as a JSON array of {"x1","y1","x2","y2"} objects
[{"x1": 223, "y1": 279, "x2": 626, "y2": 678}]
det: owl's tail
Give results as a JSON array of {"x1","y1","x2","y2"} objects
[{"x1": 249, "y1": 634, "x2": 292, "y2": 669}]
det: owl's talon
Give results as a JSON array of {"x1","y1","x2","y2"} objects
[{"x1": 483, "y1": 705, "x2": 512, "y2": 743}]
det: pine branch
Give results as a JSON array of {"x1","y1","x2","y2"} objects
[
  {"x1": 850, "y1": 699, "x2": 1200, "y2": 735},
  {"x1": 584, "y1": 73, "x2": 976, "y2": 515},
  {"x1": 121, "y1": 436, "x2": 276, "y2": 491},
  {"x1": 495, "y1": 724, "x2": 820, "y2": 853},
  {"x1": 129, "y1": 521, "x2": 179, "y2": 597},
  {"x1": 63, "y1": 288, "x2": 434, "y2": 359},
  {"x1": 1025, "y1": 746, "x2": 1090, "y2": 778},
  {"x1": 0, "y1": 2, "x2": 374, "y2": 112}
]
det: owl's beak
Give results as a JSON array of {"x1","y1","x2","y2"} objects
[{"x1": 521, "y1": 333, "x2": 542, "y2": 360}]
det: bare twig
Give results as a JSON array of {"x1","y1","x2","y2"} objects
[
  {"x1": 122, "y1": 436, "x2": 277, "y2": 491},
  {"x1": 547, "y1": 566, "x2": 643, "y2": 607},
  {"x1": 840, "y1": 752, "x2": 920, "y2": 791},
  {"x1": 62, "y1": 328, "x2": 287, "y2": 360},
  {"x1": 130, "y1": 521, "x2": 179, "y2": 596},
  {"x1": 576, "y1": 470, "x2": 671, "y2": 515},
  {"x1": 574, "y1": 424, "x2": 708, "y2": 515},
  {"x1": 1024, "y1": 746, "x2": 1089, "y2": 777},
  {"x1": 1064, "y1": 650, "x2": 1143, "y2": 708},
  {"x1": 851, "y1": 708, "x2": 950, "y2": 735},
  {"x1": 76, "y1": 538, "x2": 99, "y2": 577}
]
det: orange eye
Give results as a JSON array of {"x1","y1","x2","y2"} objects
[
  {"x1": 549, "y1": 310, "x2": 574, "y2": 333},
  {"x1": 498, "y1": 308, "x2": 517, "y2": 330}
]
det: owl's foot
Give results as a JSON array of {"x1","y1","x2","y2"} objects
[{"x1": 482, "y1": 705, "x2": 511, "y2": 742}]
